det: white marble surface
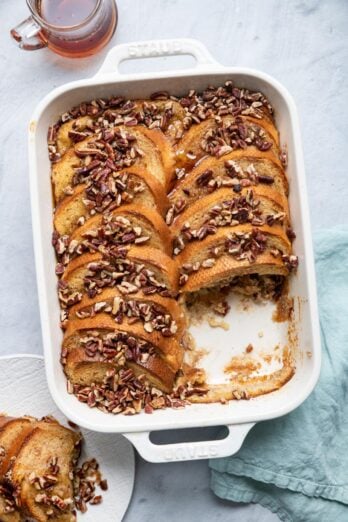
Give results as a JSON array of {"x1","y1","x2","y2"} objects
[{"x1": 0, "y1": 0, "x2": 347, "y2": 520}]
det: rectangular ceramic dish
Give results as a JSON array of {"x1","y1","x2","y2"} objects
[{"x1": 29, "y1": 39, "x2": 321, "y2": 462}]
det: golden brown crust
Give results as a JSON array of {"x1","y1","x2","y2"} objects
[
  {"x1": 178, "y1": 223, "x2": 291, "y2": 262},
  {"x1": 0, "y1": 418, "x2": 35, "y2": 478},
  {"x1": 69, "y1": 287, "x2": 187, "y2": 333},
  {"x1": 178, "y1": 224, "x2": 291, "y2": 292},
  {"x1": 65, "y1": 345, "x2": 176, "y2": 393},
  {"x1": 56, "y1": 115, "x2": 94, "y2": 156},
  {"x1": 169, "y1": 149, "x2": 288, "y2": 205},
  {"x1": 55, "y1": 100, "x2": 186, "y2": 156},
  {"x1": 62, "y1": 247, "x2": 179, "y2": 296},
  {"x1": 137, "y1": 127, "x2": 175, "y2": 187},
  {"x1": 75, "y1": 126, "x2": 172, "y2": 187},
  {"x1": 53, "y1": 166, "x2": 170, "y2": 236},
  {"x1": 68, "y1": 203, "x2": 172, "y2": 256},
  {"x1": 52, "y1": 126, "x2": 171, "y2": 203},
  {"x1": 64, "y1": 314, "x2": 183, "y2": 370},
  {"x1": 0, "y1": 416, "x2": 13, "y2": 429},
  {"x1": 0, "y1": 417, "x2": 80, "y2": 522},
  {"x1": 176, "y1": 115, "x2": 280, "y2": 170},
  {"x1": 181, "y1": 254, "x2": 289, "y2": 293},
  {"x1": 9, "y1": 421, "x2": 79, "y2": 522},
  {"x1": 172, "y1": 186, "x2": 289, "y2": 235}
]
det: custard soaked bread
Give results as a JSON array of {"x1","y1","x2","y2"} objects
[
  {"x1": 60, "y1": 247, "x2": 179, "y2": 302},
  {"x1": 171, "y1": 187, "x2": 289, "y2": 256},
  {"x1": 175, "y1": 115, "x2": 280, "y2": 173},
  {"x1": 69, "y1": 287, "x2": 186, "y2": 337},
  {"x1": 54, "y1": 98, "x2": 186, "y2": 156},
  {"x1": 63, "y1": 316, "x2": 181, "y2": 392},
  {"x1": 50, "y1": 81, "x2": 297, "y2": 414},
  {"x1": 52, "y1": 126, "x2": 174, "y2": 202},
  {"x1": 167, "y1": 149, "x2": 288, "y2": 224},
  {"x1": 53, "y1": 166, "x2": 169, "y2": 237},
  {"x1": 177, "y1": 224, "x2": 293, "y2": 293},
  {"x1": 54, "y1": 204, "x2": 173, "y2": 268},
  {"x1": 64, "y1": 313, "x2": 183, "y2": 371},
  {"x1": 49, "y1": 82, "x2": 274, "y2": 160}
]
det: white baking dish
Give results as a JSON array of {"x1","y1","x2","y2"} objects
[{"x1": 28, "y1": 39, "x2": 321, "y2": 462}]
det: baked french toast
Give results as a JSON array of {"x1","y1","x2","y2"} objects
[
  {"x1": 0, "y1": 416, "x2": 81, "y2": 522},
  {"x1": 49, "y1": 81, "x2": 297, "y2": 413}
]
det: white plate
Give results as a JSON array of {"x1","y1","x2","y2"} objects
[{"x1": 0, "y1": 354, "x2": 135, "y2": 522}]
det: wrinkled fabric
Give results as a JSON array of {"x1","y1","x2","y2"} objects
[{"x1": 210, "y1": 226, "x2": 348, "y2": 522}]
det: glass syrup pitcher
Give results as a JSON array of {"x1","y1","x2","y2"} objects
[{"x1": 11, "y1": 0, "x2": 118, "y2": 58}]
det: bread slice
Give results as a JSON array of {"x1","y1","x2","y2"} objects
[
  {"x1": 0, "y1": 417, "x2": 36, "y2": 479},
  {"x1": 63, "y1": 317, "x2": 178, "y2": 392},
  {"x1": 53, "y1": 166, "x2": 169, "y2": 237},
  {"x1": 173, "y1": 82, "x2": 275, "y2": 127},
  {"x1": 55, "y1": 99, "x2": 186, "y2": 156},
  {"x1": 175, "y1": 115, "x2": 280, "y2": 171},
  {"x1": 64, "y1": 313, "x2": 183, "y2": 371},
  {"x1": 61, "y1": 247, "x2": 179, "y2": 301},
  {"x1": 69, "y1": 287, "x2": 187, "y2": 336},
  {"x1": 65, "y1": 346, "x2": 176, "y2": 393},
  {"x1": 57, "y1": 204, "x2": 172, "y2": 267},
  {"x1": 52, "y1": 148, "x2": 80, "y2": 203},
  {"x1": 56, "y1": 115, "x2": 95, "y2": 156},
  {"x1": 168, "y1": 149, "x2": 288, "y2": 219},
  {"x1": 177, "y1": 224, "x2": 291, "y2": 293},
  {"x1": 171, "y1": 187, "x2": 289, "y2": 255},
  {"x1": 8, "y1": 419, "x2": 80, "y2": 522},
  {"x1": 52, "y1": 126, "x2": 174, "y2": 202}
]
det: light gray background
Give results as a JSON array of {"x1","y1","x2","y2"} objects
[{"x1": 0, "y1": 0, "x2": 347, "y2": 520}]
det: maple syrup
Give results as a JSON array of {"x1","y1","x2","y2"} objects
[{"x1": 36, "y1": 0, "x2": 117, "y2": 57}]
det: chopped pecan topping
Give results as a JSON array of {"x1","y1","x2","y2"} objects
[
  {"x1": 75, "y1": 297, "x2": 177, "y2": 337},
  {"x1": 282, "y1": 254, "x2": 299, "y2": 270},
  {"x1": 81, "y1": 255, "x2": 171, "y2": 300},
  {"x1": 34, "y1": 492, "x2": 73, "y2": 511},
  {"x1": 200, "y1": 117, "x2": 273, "y2": 159},
  {"x1": 180, "y1": 81, "x2": 273, "y2": 122},
  {"x1": 50, "y1": 81, "x2": 297, "y2": 418},
  {"x1": 224, "y1": 229, "x2": 267, "y2": 262},
  {"x1": 0, "y1": 484, "x2": 17, "y2": 514},
  {"x1": 77, "y1": 330, "x2": 155, "y2": 366},
  {"x1": 73, "y1": 458, "x2": 107, "y2": 513},
  {"x1": 196, "y1": 169, "x2": 213, "y2": 187},
  {"x1": 71, "y1": 367, "x2": 188, "y2": 416},
  {"x1": 54, "y1": 215, "x2": 150, "y2": 266},
  {"x1": 173, "y1": 191, "x2": 285, "y2": 255}
]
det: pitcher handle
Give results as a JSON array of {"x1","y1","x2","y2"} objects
[{"x1": 11, "y1": 16, "x2": 47, "y2": 51}]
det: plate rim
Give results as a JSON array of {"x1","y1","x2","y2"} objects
[{"x1": 0, "y1": 353, "x2": 136, "y2": 520}]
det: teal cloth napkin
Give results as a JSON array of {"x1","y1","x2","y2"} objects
[{"x1": 210, "y1": 226, "x2": 348, "y2": 522}]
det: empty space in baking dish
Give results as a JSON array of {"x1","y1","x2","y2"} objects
[{"x1": 188, "y1": 293, "x2": 291, "y2": 385}]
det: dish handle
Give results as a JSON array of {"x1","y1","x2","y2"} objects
[
  {"x1": 95, "y1": 38, "x2": 222, "y2": 77},
  {"x1": 123, "y1": 423, "x2": 255, "y2": 463}
]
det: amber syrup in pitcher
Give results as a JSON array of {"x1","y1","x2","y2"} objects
[{"x1": 36, "y1": 0, "x2": 117, "y2": 57}]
